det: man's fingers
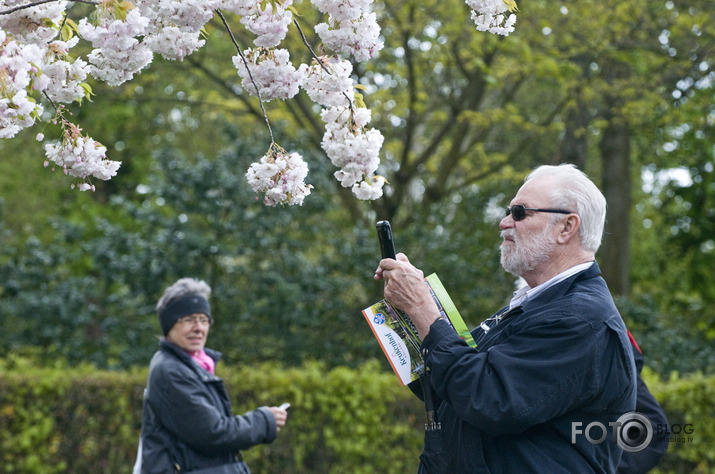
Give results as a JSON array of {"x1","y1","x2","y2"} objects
[
  {"x1": 396, "y1": 252, "x2": 409, "y2": 263},
  {"x1": 379, "y1": 253, "x2": 410, "y2": 271}
]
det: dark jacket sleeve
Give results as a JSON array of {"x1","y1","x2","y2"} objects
[
  {"x1": 422, "y1": 309, "x2": 631, "y2": 435},
  {"x1": 617, "y1": 344, "x2": 669, "y2": 473},
  {"x1": 148, "y1": 362, "x2": 277, "y2": 453}
]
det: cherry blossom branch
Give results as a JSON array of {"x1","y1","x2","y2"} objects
[
  {"x1": 1, "y1": 0, "x2": 514, "y2": 201},
  {"x1": 293, "y1": 17, "x2": 354, "y2": 112}
]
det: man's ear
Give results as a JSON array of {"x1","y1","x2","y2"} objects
[{"x1": 557, "y1": 214, "x2": 581, "y2": 244}]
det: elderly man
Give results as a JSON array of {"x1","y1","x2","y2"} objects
[{"x1": 376, "y1": 164, "x2": 636, "y2": 473}]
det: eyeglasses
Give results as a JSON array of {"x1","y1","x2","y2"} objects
[
  {"x1": 505, "y1": 204, "x2": 572, "y2": 221},
  {"x1": 177, "y1": 315, "x2": 213, "y2": 327}
]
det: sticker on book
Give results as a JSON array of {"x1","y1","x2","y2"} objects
[{"x1": 362, "y1": 301, "x2": 423, "y2": 385}]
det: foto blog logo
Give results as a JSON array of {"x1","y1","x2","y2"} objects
[{"x1": 571, "y1": 412, "x2": 653, "y2": 453}]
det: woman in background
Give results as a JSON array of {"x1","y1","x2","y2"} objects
[{"x1": 136, "y1": 277, "x2": 288, "y2": 474}]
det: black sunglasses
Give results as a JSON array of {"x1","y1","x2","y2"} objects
[{"x1": 506, "y1": 204, "x2": 572, "y2": 221}]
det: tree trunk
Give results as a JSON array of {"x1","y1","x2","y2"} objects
[
  {"x1": 599, "y1": 116, "x2": 631, "y2": 297},
  {"x1": 558, "y1": 99, "x2": 590, "y2": 171}
]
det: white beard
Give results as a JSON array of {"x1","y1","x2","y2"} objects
[{"x1": 500, "y1": 224, "x2": 557, "y2": 277}]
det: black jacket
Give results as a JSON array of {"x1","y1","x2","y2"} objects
[
  {"x1": 140, "y1": 340, "x2": 277, "y2": 473},
  {"x1": 414, "y1": 262, "x2": 637, "y2": 473}
]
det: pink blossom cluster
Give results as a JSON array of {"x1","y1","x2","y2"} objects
[
  {"x1": 314, "y1": 12, "x2": 383, "y2": 63},
  {"x1": 299, "y1": 57, "x2": 354, "y2": 108},
  {"x1": 239, "y1": 0, "x2": 293, "y2": 48},
  {"x1": 465, "y1": 0, "x2": 517, "y2": 36},
  {"x1": 245, "y1": 145, "x2": 312, "y2": 206},
  {"x1": 42, "y1": 123, "x2": 120, "y2": 191},
  {"x1": 136, "y1": 0, "x2": 221, "y2": 60},
  {"x1": 320, "y1": 105, "x2": 385, "y2": 200},
  {"x1": 0, "y1": 30, "x2": 45, "y2": 138},
  {"x1": 232, "y1": 48, "x2": 304, "y2": 101},
  {"x1": 311, "y1": 0, "x2": 383, "y2": 63},
  {"x1": 79, "y1": 9, "x2": 153, "y2": 87}
]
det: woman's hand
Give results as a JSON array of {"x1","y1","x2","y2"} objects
[{"x1": 268, "y1": 406, "x2": 288, "y2": 431}]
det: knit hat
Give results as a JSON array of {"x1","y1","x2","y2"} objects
[{"x1": 158, "y1": 294, "x2": 211, "y2": 335}]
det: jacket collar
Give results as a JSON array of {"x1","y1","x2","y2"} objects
[
  {"x1": 159, "y1": 339, "x2": 223, "y2": 382},
  {"x1": 521, "y1": 260, "x2": 603, "y2": 311}
]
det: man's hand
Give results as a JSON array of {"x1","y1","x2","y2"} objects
[{"x1": 375, "y1": 253, "x2": 442, "y2": 339}]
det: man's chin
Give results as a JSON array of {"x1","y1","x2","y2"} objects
[
  {"x1": 500, "y1": 256, "x2": 522, "y2": 276},
  {"x1": 499, "y1": 249, "x2": 512, "y2": 268}
]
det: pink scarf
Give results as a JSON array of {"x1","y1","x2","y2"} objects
[{"x1": 190, "y1": 349, "x2": 215, "y2": 374}]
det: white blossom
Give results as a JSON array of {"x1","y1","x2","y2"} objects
[
  {"x1": 136, "y1": 0, "x2": 219, "y2": 31},
  {"x1": 0, "y1": 90, "x2": 41, "y2": 138},
  {"x1": 320, "y1": 105, "x2": 384, "y2": 199},
  {"x1": 311, "y1": 0, "x2": 374, "y2": 21},
  {"x1": 0, "y1": 0, "x2": 512, "y2": 201},
  {"x1": 0, "y1": 34, "x2": 45, "y2": 137},
  {"x1": 465, "y1": 0, "x2": 517, "y2": 36},
  {"x1": 0, "y1": 0, "x2": 68, "y2": 44},
  {"x1": 142, "y1": 26, "x2": 206, "y2": 61},
  {"x1": 299, "y1": 56, "x2": 354, "y2": 108},
  {"x1": 246, "y1": 145, "x2": 313, "y2": 206},
  {"x1": 219, "y1": 0, "x2": 259, "y2": 16},
  {"x1": 135, "y1": 0, "x2": 219, "y2": 60},
  {"x1": 352, "y1": 175, "x2": 385, "y2": 200},
  {"x1": 233, "y1": 48, "x2": 305, "y2": 101},
  {"x1": 44, "y1": 133, "x2": 120, "y2": 190},
  {"x1": 314, "y1": 12, "x2": 383, "y2": 62},
  {"x1": 38, "y1": 38, "x2": 90, "y2": 104},
  {"x1": 79, "y1": 10, "x2": 153, "y2": 86},
  {"x1": 240, "y1": 0, "x2": 293, "y2": 48}
]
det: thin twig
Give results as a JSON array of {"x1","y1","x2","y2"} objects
[
  {"x1": 1, "y1": 0, "x2": 97, "y2": 16},
  {"x1": 293, "y1": 18, "x2": 327, "y2": 72},
  {"x1": 42, "y1": 90, "x2": 58, "y2": 111},
  {"x1": 215, "y1": 9, "x2": 274, "y2": 143}
]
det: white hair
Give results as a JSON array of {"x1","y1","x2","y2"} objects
[
  {"x1": 525, "y1": 164, "x2": 607, "y2": 253},
  {"x1": 156, "y1": 277, "x2": 212, "y2": 314}
]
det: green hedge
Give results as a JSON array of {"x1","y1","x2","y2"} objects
[
  {"x1": 0, "y1": 357, "x2": 423, "y2": 473},
  {"x1": 644, "y1": 368, "x2": 715, "y2": 474},
  {"x1": 0, "y1": 357, "x2": 712, "y2": 473}
]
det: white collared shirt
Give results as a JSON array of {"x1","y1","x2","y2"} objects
[{"x1": 509, "y1": 261, "x2": 595, "y2": 310}]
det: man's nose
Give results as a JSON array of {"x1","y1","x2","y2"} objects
[{"x1": 499, "y1": 215, "x2": 514, "y2": 229}]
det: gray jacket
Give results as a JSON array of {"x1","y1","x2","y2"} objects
[{"x1": 140, "y1": 340, "x2": 277, "y2": 473}]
